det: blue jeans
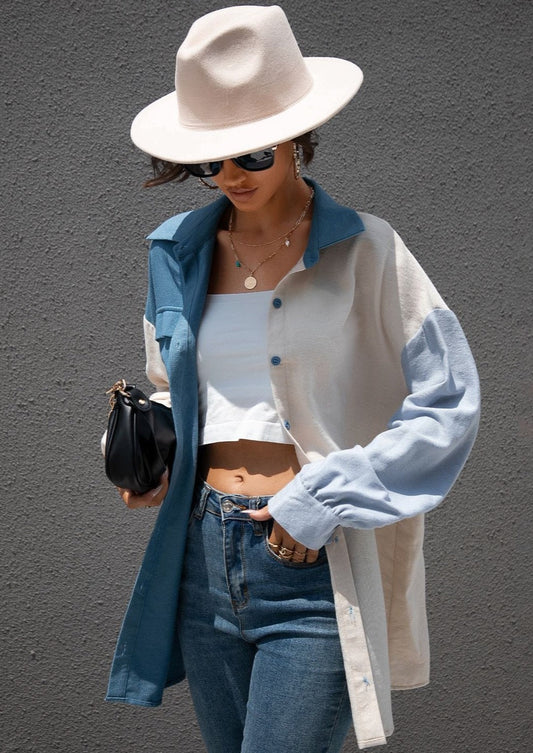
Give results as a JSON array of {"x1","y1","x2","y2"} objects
[{"x1": 177, "y1": 480, "x2": 352, "y2": 753}]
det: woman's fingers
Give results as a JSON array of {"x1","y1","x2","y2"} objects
[
  {"x1": 246, "y1": 505, "x2": 272, "y2": 521},
  {"x1": 291, "y1": 546, "x2": 307, "y2": 563},
  {"x1": 269, "y1": 520, "x2": 284, "y2": 547},
  {"x1": 301, "y1": 546, "x2": 318, "y2": 563},
  {"x1": 118, "y1": 470, "x2": 169, "y2": 509},
  {"x1": 269, "y1": 520, "x2": 319, "y2": 563},
  {"x1": 225, "y1": 504, "x2": 321, "y2": 563}
]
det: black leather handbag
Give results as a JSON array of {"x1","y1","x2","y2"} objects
[{"x1": 104, "y1": 380, "x2": 176, "y2": 495}]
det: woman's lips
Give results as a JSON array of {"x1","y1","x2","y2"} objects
[{"x1": 226, "y1": 187, "x2": 257, "y2": 202}]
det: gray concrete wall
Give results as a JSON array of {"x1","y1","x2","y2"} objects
[{"x1": 2, "y1": 1, "x2": 530, "y2": 751}]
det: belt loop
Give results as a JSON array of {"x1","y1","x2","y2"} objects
[
  {"x1": 193, "y1": 481, "x2": 210, "y2": 520},
  {"x1": 252, "y1": 495, "x2": 269, "y2": 535}
]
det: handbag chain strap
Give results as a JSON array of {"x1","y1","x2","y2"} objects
[{"x1": 106, "y1": 379, "x2": 129, "y2": 414}]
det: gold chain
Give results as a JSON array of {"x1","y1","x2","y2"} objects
[{"x1": 228, "y1": 188, "x2": 314, "y2": 290}]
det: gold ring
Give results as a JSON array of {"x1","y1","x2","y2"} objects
[{"x1": 278, "y1": 546, "x2": 295, "y2": 559}]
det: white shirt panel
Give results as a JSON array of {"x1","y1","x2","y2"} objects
[{"x1": 197, "y1": 291, "x2": 290, "y2": 445}]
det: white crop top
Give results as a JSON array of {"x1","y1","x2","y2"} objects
[{"x1": 197, "y1": 291, "x2": 290, "y2": 445}]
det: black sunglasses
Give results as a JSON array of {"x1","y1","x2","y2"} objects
[{"x1": 184, "y1": 146, "x2": 278, "y2": 178}]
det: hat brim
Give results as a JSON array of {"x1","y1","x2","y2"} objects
[{"x1": 130, "y1": 58, "x2": 363, "y2": 163}]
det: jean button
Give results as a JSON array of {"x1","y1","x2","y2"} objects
[{"x1": 222, "y1": 500, "x2": 233, "y2": 512}]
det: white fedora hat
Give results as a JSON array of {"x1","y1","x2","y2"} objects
[{"x1": 130, "y1": 5, "x2": 363, "y2": 164}]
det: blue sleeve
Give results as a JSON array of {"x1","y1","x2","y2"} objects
[{"x1": 268, "y1": 308, "x2": 480, "y2": 550}]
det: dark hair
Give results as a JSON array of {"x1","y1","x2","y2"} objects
[{"x1": 143, "y1": 131, "x2": 319, "y2": 188}]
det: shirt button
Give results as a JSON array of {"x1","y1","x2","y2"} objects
[
  {"x1": 272, "y1": 297, "x2": 282, "y2": 308},
  {"x1": 284, "y1": 420, "x2": 291, "y2": 431},
  {"x1": 271, "y1": 356, "x2": 281, "y2": 366}
]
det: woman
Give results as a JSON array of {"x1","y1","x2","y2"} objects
[{"x1": 107, "y1": 6, "x2": 480, "y2": 752}]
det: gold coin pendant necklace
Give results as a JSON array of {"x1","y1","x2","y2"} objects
[{"x1": 228, "y1": 188, "x2": 314, "y2": 290}]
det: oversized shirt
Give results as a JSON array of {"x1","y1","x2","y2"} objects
[{"x1": 106, "y1": 180, "x2": 480, "y2": 749}]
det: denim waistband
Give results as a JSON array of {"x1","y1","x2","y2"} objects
[{"x1": 193, "y1": 478, "x2": 271, "y2": 523}]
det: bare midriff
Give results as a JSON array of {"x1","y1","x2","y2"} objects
[{"x1": 198, "y1": 439, "x2": 300, "y2": 496}]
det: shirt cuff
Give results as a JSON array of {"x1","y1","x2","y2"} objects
[{"x1": 267, "y1": 473, "x2": 340, "y2": 550}]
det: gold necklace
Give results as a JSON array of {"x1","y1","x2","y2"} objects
[
  {"x1": 230, "y1": 237, "x2": 285, "y2": 289},
  {"x1": 228, "y1": 188, "x2": 314, "y2": 290}
]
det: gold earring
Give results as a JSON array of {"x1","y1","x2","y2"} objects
[
  {"x1": 292, "y1": 143, "x2": 301, "y2": 180},
  {"x1": 198, "y1": 177, "x2": 218, "y2": 190}
]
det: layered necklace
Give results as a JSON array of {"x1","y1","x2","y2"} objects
[{"x1": 228, "y1": 187, "x2": 314, "y2": 290}]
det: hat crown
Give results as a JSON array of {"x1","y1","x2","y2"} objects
[{"x1": 176, "y1": 5, "x2": 312, "y2": 129}]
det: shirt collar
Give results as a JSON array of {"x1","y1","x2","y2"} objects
[
  {"x1": 147, "y1": 178, "x2": 365, "y2": 267},
  {"x1": 302, "y1": 179, "x2": 365, "y2": 267}
]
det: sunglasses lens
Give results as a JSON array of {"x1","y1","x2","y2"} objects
[
  {"x1": 184, "y1": 148, "x2": 276, "y2": 177},
  {"x1": 235, "y1": 149, "x2": 276, "y2": 171},
  {"x1": 184, "y1": 162, "x2": 222, "y2": 177}
]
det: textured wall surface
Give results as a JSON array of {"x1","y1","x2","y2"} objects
[{"x1": 1, "y1": 1, "x2": 531, "y2": 751}]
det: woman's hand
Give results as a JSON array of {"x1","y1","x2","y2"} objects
[
  {"x1": 117, "y1": 470, "x2": 169, "y2": 510},
  {"x1": 247, "y1": 505, "x2": 319, "y2": 563}
]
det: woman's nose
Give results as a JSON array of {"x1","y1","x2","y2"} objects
[{"x1": 220, "y1": 159, "x2": 246, "y2": 183}]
